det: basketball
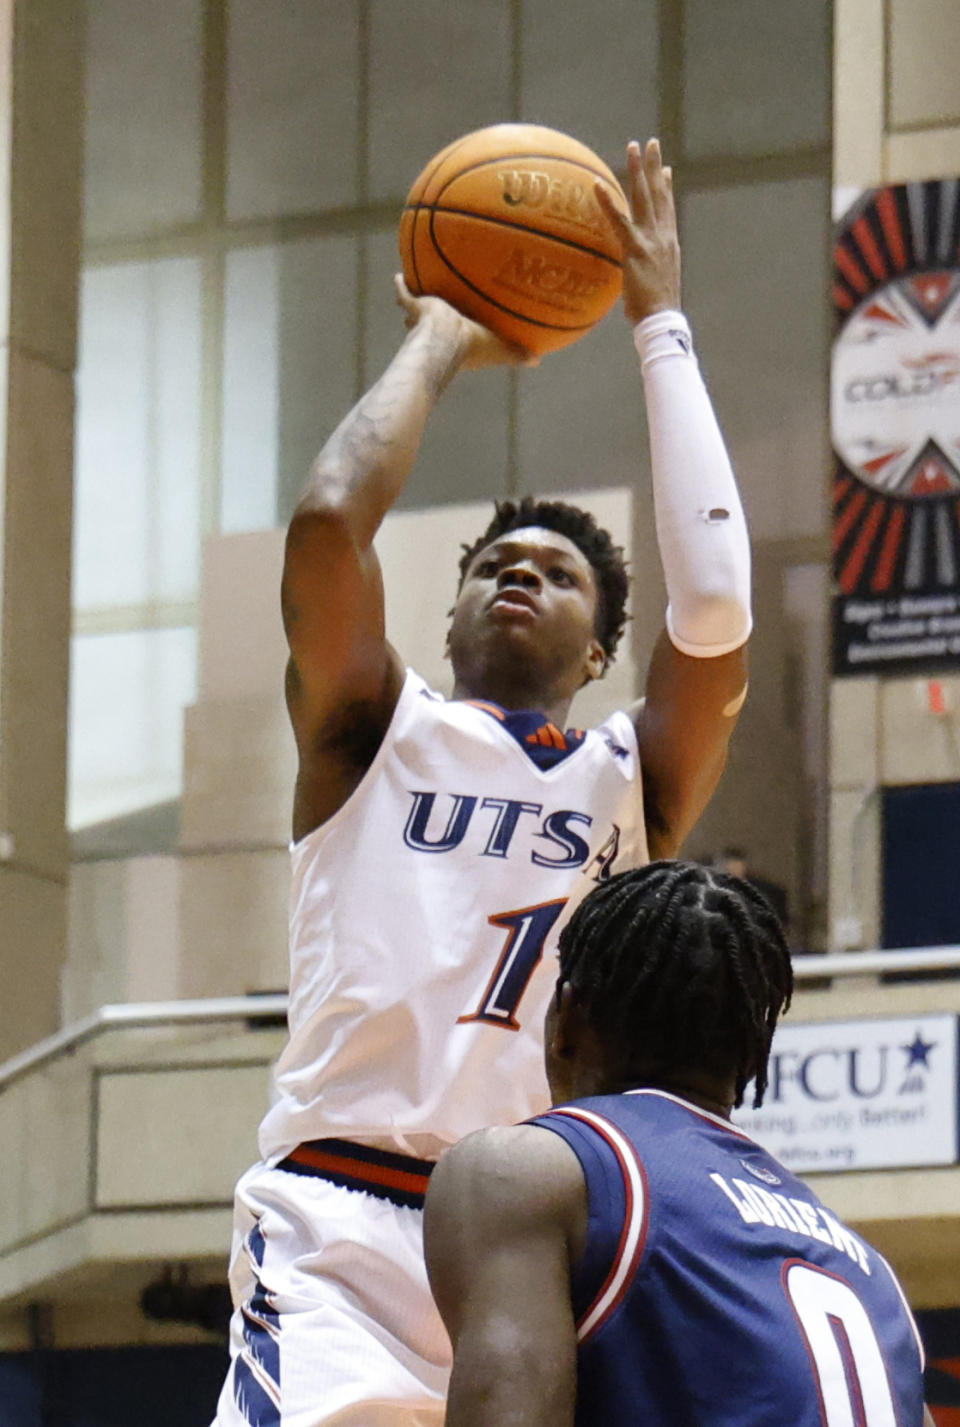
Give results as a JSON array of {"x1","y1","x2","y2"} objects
[{"x1": 398, "y1": 123, "x2": 628, "y2": 357}]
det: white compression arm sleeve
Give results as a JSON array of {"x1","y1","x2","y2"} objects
[{"x1": 635, "y1": 310, "x2": 752, "y2": 657}]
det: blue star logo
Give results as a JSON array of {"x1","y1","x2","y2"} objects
[{"x1": 902, "y1": 1032, "x2": 936, "y2": 1070}]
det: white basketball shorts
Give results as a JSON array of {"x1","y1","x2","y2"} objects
[{"x1": 211, "y1": 1155, "x2": 450, "y2": 1427}]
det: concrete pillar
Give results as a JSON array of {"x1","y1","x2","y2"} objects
[{"x1": 0, "y1": 0, "x2": 84, "y2": 1056}]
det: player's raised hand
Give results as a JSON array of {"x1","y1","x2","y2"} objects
[
  {"x1": 595, "y1": 138, "x2": 681, "y2": 324},
  {"x1": 393, "y1": 274, "x2": 538, "y2": 371}
]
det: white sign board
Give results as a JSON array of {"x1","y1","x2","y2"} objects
[{"x1": 733, "y1": 1014, "x2": 958, "y2": 1173}]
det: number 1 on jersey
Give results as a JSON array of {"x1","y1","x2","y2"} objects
[{"x1": 458, "y1": 899, "x2": 567, "y2": 1030}]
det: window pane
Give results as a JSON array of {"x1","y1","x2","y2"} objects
[
  {"x1": 84, "y1": 0, "x2": 204, "y2": 241},
  {"x1": 74, "y1": 259, "x2": 204, "y2": 612},
  {"x1": 683, "y1": 0, "x2": 830, "y2": 159},
  {"x1": 221, "y1": 236, "x2": 358, "y2": 532},
  {"x1": 368, "y1": 0, "x2": 512, "y2": 201},
  {"x1": 680, "y1": 177, "x2": 831, "y2": 541},
  {"x1": 227, "y1": 0, "x2": 361, "y2": 219},
  {"x1": 362, "y1": 230, "x2": 511, "y2": 508},
  {"x1": 68, "y1": 627, "x2": 198, "y2": 830},
  {"x1": 520, "y1": 0, "x2": 659, "y2": 166}
]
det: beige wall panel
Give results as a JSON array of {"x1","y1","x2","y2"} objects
[
  {"x1": 790, "y1": 973, "x2": 960, "y2": 1023},
  {"x1": 833, "y1": 0, "x2": 884, "y2": 188},
  {"x1": 122, "y1": 857, "x2": 183, "y2": 1003},
  {"x1": 0, "y1": 1056, "x2": 90, "y2": 1252},
  {"x1": 50, "y1": 1296, "x2": 218, "y2": 1349},
  {"x1": 884, "y1": 124, "x2": 960, "y2": 183},
  {"x1": 87, "y1": 1205, "x2": 231, "y2": 1264},
  {"x1": 0, "y1": 867, "x2": 66, "y2": 1057},
  {"x1": 0, "y1": 3, "x2": 10, "y2": 345},
  {"x1": 376, "y1": 498, "x2": 489, "y2": 693},
  {"x1": 855, "y1": 1214, "x2": 960, "y2": 1309},
  {"x1": 0, "y1": 1205, "x2": 231, "y2": 1310},
  {"x1": 96, "y1": 1065, "x2": 269, "y2": 1207},
  {"x1": 180, "y1": 698, "x2": 295, "y2": 849},
  {"x1": 830, "y1": 675, "x2": 879, "y2": 788},
  {"x1": 889, "y1": 0, "x2": 960, "y2": 130},
  {"x1": 0, "y1": 1068, "x2": 30, "y2": 1252},
  {"x1": 828, "y1": 786, "x2": 881, "y2": 949},
  {"x1": 177, "y1": 850, "x2": 288, "y2": 998},
  {"x1": 197, "y1": 530, "x2": 285, "y2": 702},
  {"x1": 0, "y1": 352, "x2": 74, "y2": 876},
  {"x1": 9, "y1": 0, "x2": 83, "y2": 371},
  {"x1": 806, "y1": 1166, "x2": 960, "y2": 1227},
  {"x1": 878, "y1": 676, "x2": 960, "y2": 785},
  {"x1": 65, "y1": 856, "x2": 182, "y2": 1020},
  {"x1": 519, "y1": 0, "x2": 658, "y2": 164},
  {"x1": 64, "y1": 858, "x2": 129, "y2": 1020},
  {"x1": 566, "y1": 663, "x2": 637, "y2": 737},
  {"x1": 367, "y1": 0, "x2": 512, "y2": 202},
  {"x1": 227, "y1": 0, "x2": 361, "y2": 221}
]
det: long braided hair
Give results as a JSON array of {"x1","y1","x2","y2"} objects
[{"x1": 557, "y1": 861, "x2": 793, "y2": 1108}]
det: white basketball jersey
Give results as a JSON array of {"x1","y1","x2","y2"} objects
[{"x1": 258, "y1": 669, "x2": 648, "y2": 1161}]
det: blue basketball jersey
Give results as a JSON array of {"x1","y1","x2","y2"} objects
[{"x1": 531, "y1": 1089, "x2": 924, "y2": 1426}]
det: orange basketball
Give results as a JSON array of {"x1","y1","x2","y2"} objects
[{"x1": 398, "y1": 123, "x2": 628, "y2": 357}]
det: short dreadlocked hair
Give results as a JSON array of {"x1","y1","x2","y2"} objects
[
  {"x1": 458, "y1": 497, "x2": 629, "y2": 664},
  {"x1": 558, "y1": 861, "x2": 792, "y2": 1108}
]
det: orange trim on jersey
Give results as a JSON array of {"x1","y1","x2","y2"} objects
[
  {"x1": 465, "y1": 699, "x2": 507, "y2": 721},
  {"x1": 526, "y1": 724, "x2": 566, "y2": 749},
  {"x1": 285, "y1": 1143, "x2": 433, "y2": 1197}
]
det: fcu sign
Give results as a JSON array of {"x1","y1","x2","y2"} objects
[{"x1": 733, "y1": 1014, "x2": 958, "y2": 1173}]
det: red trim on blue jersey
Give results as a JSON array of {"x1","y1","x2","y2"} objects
[
  {"x1": 545, "y1": 1106, "x2": 650, "y2": 1344},
  {"x1": 625, "y1": 1087, "x2": 756, "y2": 1141}
]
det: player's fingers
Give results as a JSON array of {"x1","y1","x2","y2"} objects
[
  {"x1": 645, "y1": 139, "x2": 673, "y2": 225},
  {"x1": 393, "y1": 272, "x2": 422, "y2": 328},
  {"x1": 595, "y1": 181, "x2": 634, "y2": 249},
  {"x1": 394, "y1": 272, "x2": 416, "y2": 309},
  {"x1": 626, "y1": 139, "x2": 652, "y2": 224}
]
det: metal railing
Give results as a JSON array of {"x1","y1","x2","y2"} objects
[
  {"x1": 0, "y1": 994, "x2": 288, "y2": 1093},
  {"x1": 2, "y1": 944, "x2": 960, "y2": 1095}
]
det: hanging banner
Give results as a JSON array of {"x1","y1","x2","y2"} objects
[
  {"x1": 832, "y1": 179, "x2": 960, "y2": 675},
  {"x1": 734, "y1": 1012, "x2": 959, "y2": 1173}
]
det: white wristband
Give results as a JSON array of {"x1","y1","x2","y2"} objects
[{"x1": 633, "y1": 310, "x2": 696, "y2": 370}]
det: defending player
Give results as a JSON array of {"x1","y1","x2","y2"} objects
[
  {"x1": 214, "y1": 140, "x2": 751, "y2": 1425},
  {"x1": 425, "y1": 862, "x2": 931, "y2": 1426}
]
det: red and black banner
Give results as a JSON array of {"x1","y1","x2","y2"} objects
[{"x1": 832, "y1": 179, "x2": 960, "y2": 675}]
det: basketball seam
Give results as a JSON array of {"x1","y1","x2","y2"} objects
[
  {"x1": 405, "y1": 132, "x2": 479, "y2": 294},
  {"x1": 424, "y1": 206, "x2": 599, "y2": 333},
  {"x1": 406, "y1": 202, "x2": 622, "y2": 269},
  {"x1": 409, "y1": 208, "x2": 423, "y2": 295}
]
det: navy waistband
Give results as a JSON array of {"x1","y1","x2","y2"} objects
[{"x1": 277, "y1": 1137, "x2": 435, "y2": 1210}]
